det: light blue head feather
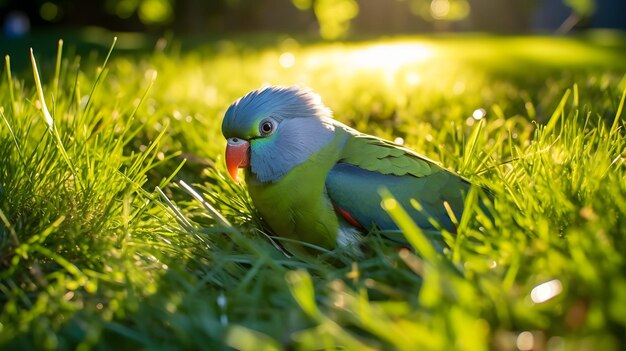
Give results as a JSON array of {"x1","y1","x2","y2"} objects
[
  {"x1": 222, "y1": 86, "x2": 337, "y2": 183},
  {"x1": 222, "y1": 86, "x2": 332, "y2": 139}
]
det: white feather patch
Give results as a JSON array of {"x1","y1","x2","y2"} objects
[{"x1": 336, "y1": 225, "x2": 362, "y2": 248}]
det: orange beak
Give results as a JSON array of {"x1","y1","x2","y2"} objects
[{"x1": 225, "y1": 137, "x2": 250, "y2": 183}]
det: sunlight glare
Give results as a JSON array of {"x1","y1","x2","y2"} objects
[
  {"x1": 349, "y1": 43, "x2": 433, "y2": 70},
  {"x1": 405, "y1": 72, "x2": 421, "y2": 86}
]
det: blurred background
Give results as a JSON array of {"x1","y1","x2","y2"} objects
[
  {"x1": 0, "y1": 2, "x2": 625, "y2": 350},
  {"x1": 1, "y1": 0, "x2": 625, "y2": 40}
]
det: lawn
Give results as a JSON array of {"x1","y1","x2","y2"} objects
[{"x1": 1, "y1": 31, "x2": 625, "y2": 350}]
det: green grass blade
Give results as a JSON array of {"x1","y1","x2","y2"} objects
[
  {"x1": 379, "y1": 188, "x2": 439, "y2": 263},
  {"x1": 155, "y1": 186, "x2": 194, "y2": 231},
  {"x1": 226, "y1": 325, "x2": 281, "y2": 351},
  {"x1": 179, "y1": 180, "x2": 232, "y2": 228},
  {"x1": 4, "y1": 55, "x2": 16, "y2": 115},
  {"x1": 53, "y1": 39, "x2": 63, "y2": 100},
  {"x1": 610, "y1": 83, "x2": 626, "y2": 136},
  {"x1": 544, "y1": 88, "x2": 571, "y2": 136},
  {"x1": 83, "y1": 36, "x2": 117, "y2": 114},
  {"x1": 462, "y1": 118, "x2": 485, "y2": 173},
  {"x1": 30, "y1": 48, "x2": 55, "y2": 131},
  {"x1": 30, "y1": 48, "x2": 82, "y2": 190}
]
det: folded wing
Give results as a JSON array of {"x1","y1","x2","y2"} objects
[{"x1": 325, "y1": 129, "x2": 471, "y2": 233}]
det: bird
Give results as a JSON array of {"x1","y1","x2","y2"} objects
[{"x1": 222, "y1": 85, "x2": 481, "y2": 251}]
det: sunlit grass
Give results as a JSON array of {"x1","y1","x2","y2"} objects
[{"x1": 1, "y1": 32, "x2": 625, "y2": 350}]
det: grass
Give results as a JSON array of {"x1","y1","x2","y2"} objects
[{"x1": 1, "y1": 31, "x2": 625, "y2": 350}]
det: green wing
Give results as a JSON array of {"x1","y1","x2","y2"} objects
[
  {"x1": 338, "y1": 128, "x2": 441, "y2": 178},
  {"x1": 326, "y1": 125, "x2": 471, "y2": 233}
]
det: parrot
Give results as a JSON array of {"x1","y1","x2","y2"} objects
[{"x1": 221, "y1": 85, "x2": 480, "y2": 250}]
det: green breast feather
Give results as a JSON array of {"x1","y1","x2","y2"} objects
[{"x1": 245, "y1": 133, "x2": 345, "y2": 250}]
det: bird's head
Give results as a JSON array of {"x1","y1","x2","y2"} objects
[{"x1": 221, "y1": 85, "x2": 336, "y2": 183}]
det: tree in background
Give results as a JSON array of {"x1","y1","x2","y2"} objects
[
  {"x1": 2, "y1": 0, "x2": 619, "y2": 38},
  {"x1": 106, "y1": 0, "x2": 174, "y2": 25},
  {"x1": 292, "y1": 0, "x2": 358, "y2": 39},
  {"x1": 562, "y1": 0, "x2": 594, "y2": 31}
]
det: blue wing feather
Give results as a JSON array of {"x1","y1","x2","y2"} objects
[{"x1": 325, "y1": 163, "x2": 470, "y2": 233}]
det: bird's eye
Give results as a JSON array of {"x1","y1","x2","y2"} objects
[{"x1": 259, "y1": 119, "x2": 275, "y2": 136}]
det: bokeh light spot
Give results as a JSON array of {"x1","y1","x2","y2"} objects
[
  {"x1": 516, "y1": 331, "x2": 534, "y2": 351},
  {"x1": 3, "y1": 11, "x2": 30, "y2": 38},
  {"x1": 279, "y1": 52, "x2": 296, "y2": 68},
  {"x1": 138, "y1": 0, "x2": 172, "y2": 24},
  {"x1": 40, "y1": 2, "x2": 59, "y2": 21},
  {"x1": 430, "y1": 0, "x2": 450, "y2": 19},
  {"x1": 531, "y1": 279, "x2": 563, "y2": 303},
  {"x1": 472, "y1": 108, "x2": 486, "y2": 120}
]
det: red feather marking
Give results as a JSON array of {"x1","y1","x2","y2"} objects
[{"x1": 334, "y1": 205, "x2": 365, "y2": 231}]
